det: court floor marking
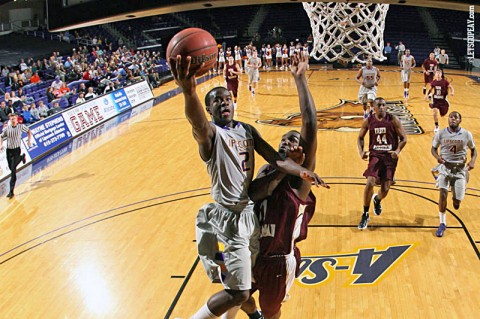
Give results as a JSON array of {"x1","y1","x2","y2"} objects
[{"x1": 1, "y1": 179, "x2": 478, "y2": 265}]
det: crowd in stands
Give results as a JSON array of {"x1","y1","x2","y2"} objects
[{"x1": 1, "y1": 41, "x2": 167, "y2": 128}]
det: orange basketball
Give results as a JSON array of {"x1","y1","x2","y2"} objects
[{"x1": 166, "y1": 28, "x2": 218, "y2": 76}]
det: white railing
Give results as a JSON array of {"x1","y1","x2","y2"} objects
[{"x1": 0, "y1": 19, "x2": 41, "y2": 32}]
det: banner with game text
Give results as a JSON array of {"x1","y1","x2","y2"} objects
[
  {"x1": 0, "y1": 80, "x2": 153, "y2": 182},
  {"x1": 62, "y1": 81, "x2": 153, "y2": 137}
]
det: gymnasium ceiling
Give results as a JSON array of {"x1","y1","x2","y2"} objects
[{"x1": 0, "y1": 0, "x2": 477, "y2": 32}]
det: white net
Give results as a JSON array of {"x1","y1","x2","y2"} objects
[{"x1": 303, "y1": 2, "x2": 389, "y2": 63}]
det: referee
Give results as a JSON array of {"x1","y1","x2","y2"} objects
[{"x1": 1, "y1": 113, "x2": 32, "y2": 199}]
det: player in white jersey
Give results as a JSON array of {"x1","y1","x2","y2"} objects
[
  {"x1": 431, "y1": 111, "x2": 477, "y2": 237},
  {"x1": 234, "y1": 46, "x2": 242, "y2": 63},
  {"x1": 400, "y1": 49, "x2": 416, "y2": 99},
  {"x1": 355, "y1": 58, "x2": 381, "y2": 118},
  {"x1": 244, "y1": 45, "x2": 253, "y2": 71},
  {"x1": 169, "y1": 55, "x2": 322, "y2": 319},
  {"x1": 217, "y1": 48, "x2": 226, "y2": 75},
  {"x1": 247, "y1": 50, "x2": 262, "y2": 96},
  {"x1": 302, "y1": 43, "x2": 310, "y2": 70},
  {"x1": 275, "y1": 44, "x2": 282, "y2": 69},
  {"x1": 265, "y1": 44, "x2": 272, "y2": 70}
]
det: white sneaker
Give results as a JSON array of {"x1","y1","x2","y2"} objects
[{"x1": 434, "y1": 126, "x2": 439, "y2": 133}]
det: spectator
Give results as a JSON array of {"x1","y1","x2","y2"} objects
[
  {"x1": 58, "y1": 82, "x2": 71, "y2": 97},
  {"x1": 76, "y1": 92, "x2": 86, "y2": 104},
  {"x1": 37, "y1": 101, "x2": 49, "y2": 119},
  {"x1": 30, "y1": 102, "x2": 41, "y2": 122},
  {"x1": 103, "y1": 82, "x2": 115, "y2": 94},
  {"x1": 48, "y1": 101, "x2": 62, "y2": 115},
  {"x1": 384, "y1": 42, "x2": 392, "y2": 65},
  {"x1": 46, "y1": 87, "x2": 57, "y2": 103},
  {"x1": 85, "y1": 87, "x2": 97, "y2": 100},
  {"x1": 19, "y1": 59, "x2": 28, "y2": 72},
  {"x1": 21, "y1": 104, "x2": 35, "y2": 124},
  {"x1": 51, "y1": 76, "x2": 63, "y2": 90},
  {"x1": 5, "y1": 100, "x2": 16, "y2": 116},
  {"x1": 30, "y1": 71, "x2": 41, "y2": 84},
  {"x1": 77, "y1": 83, "x2": 87, "y2": 95},
  {"x1": 0, "y1": 101, "x2": 8, "y2": 122}
]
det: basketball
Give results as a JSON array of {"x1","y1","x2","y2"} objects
[{"x1": 166, "y1": 28, "x2": 218, "y2": 76}]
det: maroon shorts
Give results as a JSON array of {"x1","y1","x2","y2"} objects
[
  {"x1": 363, "y1": 155, "x2": 398, "y2": 184},
  {"x1": 424, "y1": 73, "x2": 434, "y2": 84},
  {"x1": 226, "y1": 80, "x2": 239, "y2": 97},
  {"x1": 252, "y1": 253, "x2": 299, "y2": 318},
  {"x1": 429, "y1": 99, "x2": 449, "y2": 116}
]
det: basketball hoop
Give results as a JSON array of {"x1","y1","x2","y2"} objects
[{"x1": 303, "y1": 2, "x2": 389, "y2": 63}]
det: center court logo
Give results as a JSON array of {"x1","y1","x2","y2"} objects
[
  {"x1": 256, "y1": 99, "x2": 424, "y2": 135},
  {"x1": 297, "y1": 244, "x2": 414, "y2": 286}
]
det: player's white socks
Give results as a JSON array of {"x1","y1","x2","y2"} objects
[
  {"x1": 191, "y1": 304, "x2": 218, "y2": 319},
  {"x1": 439, "y1": 212, "x2": 446, "y2": 225},
  {"x1": 221, "y1": 306, "x2": 240, "y2": 319}
]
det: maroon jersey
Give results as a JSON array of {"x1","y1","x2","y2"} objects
[
  {"x1": 368, "y1": 113, "x2": 399, "y2": 158},
  {"x1": 429, "y1": 78, "x2": 450, "y2": 116},
  {"x1": 422, "y1": 58, "x2": 438, "y2": 74},
  {"x1": 225, "y1": 63, "x2": 239, "y2": 82},
  {"x1": 254, "y1": 176, "x2": 316, "y2": 257},
  {"x1": 431, "y1": 79, "x2": 450, "y2": 100}
]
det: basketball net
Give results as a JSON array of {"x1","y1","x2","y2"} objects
[{"x1": 303, "y1": 2, "x2": 389, "y2": 63}]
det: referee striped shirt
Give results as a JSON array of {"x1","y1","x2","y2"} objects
[{"x1": 1, "y1": 124, "x2": 30, "y2": 149}]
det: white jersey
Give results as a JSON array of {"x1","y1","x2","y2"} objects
[
  {"x1": 275, "y1": 46, "x2": 282, "y2": 57},
  {"x1": 234, "y1": 49, "x2": 242, "y2": 61},
  {"x1": 401, "y1": 55, "x2": 415, "y2": 71},
  {"x1": 206, "y1": 122, "x2": 255, "y2": 207},
  {"x1": 289, "y1": 45, "x2": 295, "y2": 56},
  {"x1": 433, "y1": 128, "x2": 476, "y2": 164},
  {"x1": 361, "y1": 66, "x2": 378, "y2": 87}
]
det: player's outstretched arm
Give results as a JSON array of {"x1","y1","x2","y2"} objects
[
  {"x1": 291, "y1": 52, "x2": 317, "y2": 172},
  {"x1": 169, "y1": 55, "x2": 214, "y2": 159}
]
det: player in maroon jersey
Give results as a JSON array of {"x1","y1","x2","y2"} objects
[
  {"x1": 425, "y1": 70, "x2": 454, "y2": 133},
  {"x1": 357, "y1": 97, "x2": 407, "y2": 230},
  {"x1": 422, "y1": 52, "x2": 438, "y2": 95},
  {"x1": 223, "y1": 53, "x2": 329, "y2": 319},
  {"x1": 224, "y1": 56, "x2": 243, "y2": 109}
]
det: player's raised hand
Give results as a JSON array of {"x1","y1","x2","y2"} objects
[
  {"x1": 169, "y1": 55, "x2": 204, "y2": 94},
  {"x1": 290, "y1": 52, "x2": 308, "y2": 77}
]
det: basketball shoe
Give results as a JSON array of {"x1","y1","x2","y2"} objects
[
  {"x1": 436, "y1": 223, "x2": 446, "y2": 237},
  {"x1": 372, "y1": 194, "x2": 382, "y2": 216},
  {"x1": 358, "y1": 213, "x2": 370, "y2": 230}
]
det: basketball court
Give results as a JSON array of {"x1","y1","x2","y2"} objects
[
  {"x1": 0, "y1": 65, "x2": 479, "y2": 318},
  {"x1": 1, "y1": 0, "x2": 480, "y2": 318}
]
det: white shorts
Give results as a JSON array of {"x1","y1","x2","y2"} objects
[
  {"x1": 196, "y1": 202, "x2": 259, "y2": 290},
  {"x1": 435, "y1": 164, "x2": 468, "y2": 200},
  {"x1": 248, "y1": 69, "x2": 260, "y2": 83},
  {"x1": 282, "y1": 54, "x2": 288, "y2": 59},
  {"x1": 401, "y1": 69, "x2": 412, "y2": 83},
  {"x1": 218, "y1": 56, "x2": 225, "y2": 63},
  {"x1": 358, "y1": 85, "x2": 377, "y2": 103}
]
